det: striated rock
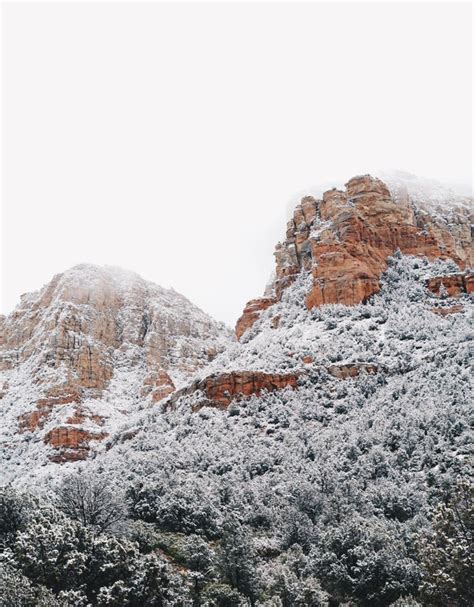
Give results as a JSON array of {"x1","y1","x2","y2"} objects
[
  {"x1": 301, "y1": 196, "x2": 318, "y2": 225},
  {"x1": 426, "y1": 273, "x2": 474, "y2": 298},
  {"x1": 165, "y1": 371, "x2": 300, "y2": 411},
  {"x1": 201, "y1": 372, "x2": 299, "y2": 408},
  {"x1": 36, "y1": 390, "x2": 82, "y2": 408},
  {"x1": 164, "y1": 364, "x2": 383, "y2": 413},
  {"x1": 65, "y1": 408, "x2": 105, "y2": 426},
  {"x1": 237, "y1": 174, "x2": 474, "y2": 338},
  {"x1": 18, "y1": 389, "x2": 82, "y2": 433},
  {"x1": 45, "y1": 426, "x2": 108, "y2": 462},
  {"x1": 141, "y1": 370, "x2": 176, "y2": 402},
  {"x1": 18, "y1": 411, "x2": 46, "y2": 433},
  {"x1": 306, "y1": 175, "x2": 471, "y2": 310},
  {"x1": 235, "y1": 298, "x2": 276, "y2": 339}
]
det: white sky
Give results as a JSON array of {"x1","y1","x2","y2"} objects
[{"x1": 2, "y1": 1, "x2": 472, "y2": 326}]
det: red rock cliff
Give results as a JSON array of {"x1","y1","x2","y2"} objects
[
  {"x1": 236, "y1": 175, "x2": 473, "y2": 339},
  {"x1": 164, "y1": 371, "x2": 299, "y2": 412}
]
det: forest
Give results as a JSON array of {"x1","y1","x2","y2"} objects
[{"x1": 1, "y1": 256, "x2": 472, "y2": 606}]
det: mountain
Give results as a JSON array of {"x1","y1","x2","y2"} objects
[
  {"x1": 0, "y1": 264, "x2": 232, "y2": 468},
  {"x1": 236, "y1": 173, "x2": 472, "y2": 339},
  {"x1": 0, "y1": 174, "x2": 472, "y2": 607}
]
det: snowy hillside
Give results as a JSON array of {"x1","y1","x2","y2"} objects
[
  {"x1": 0, "y1": 175, "x2": 472, "y2": 607},
  {"x1": 0, "y1": 264, "x2": 232, "y2": 475}
]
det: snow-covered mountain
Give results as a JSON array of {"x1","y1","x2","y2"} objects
[
  {"x1": 1, "y1": 174, "x2": 472, "y2": 606},
  {"x1": 0, "y1": 264, "x2": 232, "y2": 469}
]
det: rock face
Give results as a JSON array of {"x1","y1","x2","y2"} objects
[
  {"x1": 163, "y1": 364, "x2": 384, "y2": 414},
  {"x1": 44, "y1": 427, "x2": 108, "y2": 463},
  {"x1": 2, "y1": 174, "x2": 473, "y2": 470},
  {"x1": 326, "y1": 363, "x2": 379, "y2": 380},
  {"x1": 164, "y1": 371, "x2": 300, "y2": 411},
  {"x1": 237, "y1": 174, "x2": 474, "y2": 338},
  {"x1": 426, "y1": 273, "x2": 474, "y2": 298},
  {"x1": 235, "y1": 298, "x2": 276, "y2": 340},
  {"x1": 0, "y1": 265, "x2": 232, "y2": 462}
]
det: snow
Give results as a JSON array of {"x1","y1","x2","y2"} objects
[{"x1": 0, "y1": 264, "x2": 233, "y2": 483}]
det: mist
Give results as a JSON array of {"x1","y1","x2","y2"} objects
[{"x1": 2, "y1": 2, "x2": 472, "y2": 326}]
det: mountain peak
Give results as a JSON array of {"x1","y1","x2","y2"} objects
[
  {"x1": 236, "y1": 174, "x2": 473, "y2": 339},
  {"x1": 0, "y1": 265, "x2": 232, "y2": 468}
]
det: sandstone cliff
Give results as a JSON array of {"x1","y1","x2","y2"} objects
[{"x1": 236, "y1": 174, "x2": 473, "y2": 339}]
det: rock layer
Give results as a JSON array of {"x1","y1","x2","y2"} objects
[
  {"x1": 426, "y1": 273, "x2": 474, "y2": 298},
  {"x1": 44, "y1": 427, "x2": 108, "y2": 463},
  {"x1": 430, "y1": 305, "x2": 465, "y2": 316},
  {"x1": 326, "y1": 363, "x2": 379, "y2": 380},
  {"x1": 164, "y1": 364, "x2": 383, "y2": 413},
  {"x1": 235, "y1": 298, "x2": 276, "y2": 340},
  {"x1": 164, "y1": 371, "x2": 300, "y2": 411}
]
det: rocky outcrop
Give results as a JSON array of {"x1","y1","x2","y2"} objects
[
  {"x1": 1, "y1": 265, "x2": 232, "y2": 462},
  {"x1": 164, "y1": 364, "x2": 383, "y2": 413},
  {"x1": 426, "y1": 273, "x2": 474, "y2": 298},
  {"x1": 430, "y1": 305, "x2": 465, "y2": 316},
  {"x1": 18, "y1": 390, "x2": 81, "y2": 433},
  {"x1": 327, "y1": 363, "x2": 379, "y2": 379},
  {"x1": 237, "y1": 174, "x2": 473, "y2": 338},
  {"x1": 44, "y1": 426, "x2": 108, "y2": 462},
  {"x1": 201, "y1": 372, "x2": 299, "y2": 408},
  {"x1": 165, "y1": 371, "x2": 300, "y2": 411},
  {"x1": 141, "y1": 370, "x2": 176, "y2": 402},
  {"x1": 235, "y1": 298, "x2": 276, "y2": 340}
]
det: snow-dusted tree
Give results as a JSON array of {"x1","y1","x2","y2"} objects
[
  {"x1": 219, "y1": 517, "x2": 259, "y2": 605},
  {"x1": 55, "y1": 470, "x2": 124, "y2": 534},
  {"x1": 0, "y1": 563, "x2": 62, "y2": 607},
  {"x1": 309, "y1": 515, "x2": 420, "y2": 605},
  {"x1": 182, "y1": 534, "x2": 217, "y2": 606},
  {"x1": 201, "y1": 582, "x2": 246, "y2": 607},
  {"x1": 417, "y1": 479, "x2": 473, "y2": 606},
  {"x1": 0, "y1": 487, "x2": 33, "y2": 550},
  {"x1": 13, "y1": 503, "x2": 88, "y2": 594}
]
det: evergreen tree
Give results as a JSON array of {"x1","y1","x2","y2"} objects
[{"x1": 418, "y1": 479, "x2": 473, "y2": 606}]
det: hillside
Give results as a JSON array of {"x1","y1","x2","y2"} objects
[{"x1": 0, "y1": 174, "x2": 472, "y2": 607}]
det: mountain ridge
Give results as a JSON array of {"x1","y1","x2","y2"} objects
[{"x1": 0, "y1": 172, "x2": 472, "y2": 606}]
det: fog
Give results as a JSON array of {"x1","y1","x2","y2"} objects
[{"x1": 2, "y1": 2, "x2": 472, "y2": 325}]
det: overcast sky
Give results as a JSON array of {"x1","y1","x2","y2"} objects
[{"x1": 2, "y1": 2, "x2": 472, "y2": 326}]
